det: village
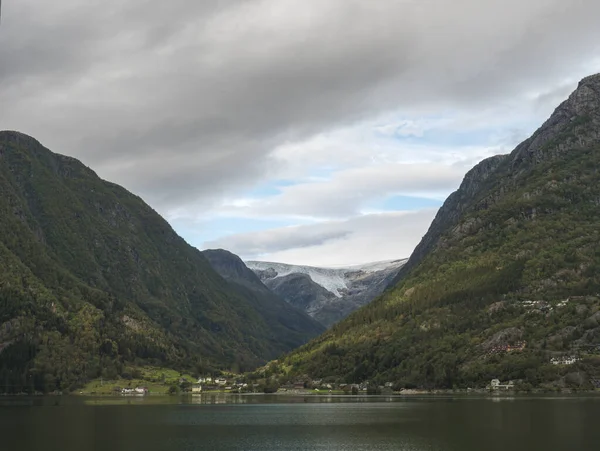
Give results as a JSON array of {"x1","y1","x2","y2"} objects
[{"x1": 113, "y1": 346, "x2": 598, "y2": 396}]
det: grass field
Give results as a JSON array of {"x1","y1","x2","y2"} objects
[{"x1": 77, "y1": 366, "x2": 197, "y2": 395}]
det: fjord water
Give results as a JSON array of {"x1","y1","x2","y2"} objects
[{"x1": 1, "y1": 395, "x2": 599, "y2": 451}]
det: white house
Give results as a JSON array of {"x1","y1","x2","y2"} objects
[
  {"x1": 121, "y1": 387, "x2": 147, "y2": 395},
  {"x1": 490, "y1": 379, "x2": 515, "y2": 390},
  {"x1": 550, "y1": 356, "x2": 580, "y2": 365},
  {"x1": 215, "y1": 378, "x2": 227, "y2": 386},
  {"x1": 192, "y1": 384, "x2": 202, "y2": 394}
]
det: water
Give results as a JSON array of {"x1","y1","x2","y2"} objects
[{"x1": 1, "y1": 394, "x2": 599, "y2": 450}]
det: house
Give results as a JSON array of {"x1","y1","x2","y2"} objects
[
  {"x1": 550, "y1": 356, "x2": 580, "y2": 365},
  {"x1": 487, "y1": 341, "x2": 527, "y2": 356},
  {"x1": 121, "y1": 387, "x2": 147, "y2": 395},
  {"x1": 197, "y1": 377, "x2": 212, "y2": 384},
  {"x1": 214, "y1": 378, "x2": 227, "y2": 386},
  {"x1": 192, "y1": 384, "x2": 202, "y2": 394},
  {"x1": 489, "y1": 379, "x2": 515, "y2": 390}
]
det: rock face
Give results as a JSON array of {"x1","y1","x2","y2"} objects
[
  {"x1": 0, "y1": 131, "x2": 324, "y2": 392},
  {"x1": 246, "y1": 259, "x2": 407, "y2": 327},
  {"x1": 276, "y1": 74, "x2": 600, "y2": 389}
]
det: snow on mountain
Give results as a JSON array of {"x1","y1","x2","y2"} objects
[
  {"x1": 246, "y1": 259, "x2": 407, "y2": 296},
  {"x1": 246, "y1": 261, "x2": 346, "y2": 296},
  {"x1": 245, "y1": 258, "x2": 407, "y2": 327},
  {"x1": 342, "y1": 259, "x2": 409, "y2": 274}
]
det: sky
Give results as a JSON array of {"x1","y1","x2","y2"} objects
[{"x1": 1, "y1": 0, "x2": 600, "y2": 266}]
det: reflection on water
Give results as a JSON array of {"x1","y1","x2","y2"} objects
[{"x1": 1, "y1": 395, "x2": 599, "y2": 450}]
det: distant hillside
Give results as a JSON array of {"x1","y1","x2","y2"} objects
[
  {"x1": 202, "y1": 249, "x2": 325, "y2": 347},
  {"x1": 273, "y1": 74, "x2": 600, "y2": 390},
  {"x1": 0, "y1": 131, "x2": 323, "y2": 393},
  {"x1": 246, "y1": 259, "x2": 407, "y2": 327}
]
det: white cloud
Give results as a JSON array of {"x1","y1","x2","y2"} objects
[
  {"x1": 206, "y1": 209, "x2": 438, "y2": 266},
  {"x1": 220, "y1": 162, "x2": 464, "y2": 220}
]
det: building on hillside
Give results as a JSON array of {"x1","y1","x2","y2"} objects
[
  {"x1": 489, "y1": 379, "x2": 515, "y2": 390},
  {"x1": 121, "y1": 387, "x2": 147, "y2": 395},
  {"x1": 487, "y1": 341, "x2": 526, "y2": 356},
  {"x1": 550, "y1": 356, "x2": 580, "y2": 365},
  {"x1": 192, "y1": 384, "x2": 202, "y2": 394}
]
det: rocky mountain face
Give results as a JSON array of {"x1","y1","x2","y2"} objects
[
  {"x1": 0, "y1": 131, "x2": 323, "y2": 393},
  {"x1": 246, "y1": 260, "x2": 407, "y2": 327},
  {"x1": 274, "y1": 74, "x2": 600, "y2": 390}
]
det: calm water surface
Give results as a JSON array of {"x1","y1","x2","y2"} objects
[{"x1": 1, "y1": 394, "x2": 599, "y2": 450}]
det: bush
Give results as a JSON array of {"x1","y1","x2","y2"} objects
[{"x1": 262, "y1": 383, "x2": 280, "y2": 393}]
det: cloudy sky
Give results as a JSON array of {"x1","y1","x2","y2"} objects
[{"x1": 1, "y1": 1, "x2": 600, "y2": 266}]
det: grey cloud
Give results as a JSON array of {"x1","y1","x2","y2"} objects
[
  {"x1": 533, "y1": 82, "x2": 582, "y2": 116},
  {"x1": 1, "y1": 0, "x2": 600, "y2": 214}
]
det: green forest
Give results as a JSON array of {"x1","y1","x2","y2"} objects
[{"x1": 0, "y1": 131, "x2": 321, "y2": 393}]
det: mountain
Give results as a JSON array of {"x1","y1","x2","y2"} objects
[
  {"x1": 0, "y1": 131, "x2": 323, "y2": 393},
  {"x1": 246, "y1": 259, "x2": 407, "y2": 327},
  {"x1": 202, "y1": 249, "x2": 325, "y2": 345},
  {"x1": 272, "y1": 74, "x2": 600, "y2": 390}
]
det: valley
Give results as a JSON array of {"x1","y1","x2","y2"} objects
[
  {"x1": 258, "y1": 73, "x2": 600, "y2": 391},
  {"x1": 3, "y1": 75, "x2": 600, "y2": 394},
  {"x1": 246, "y1": 259, "x2": 407, "y2": 327}
]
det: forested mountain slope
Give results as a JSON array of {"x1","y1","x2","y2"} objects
[
  {"x1": 202, "y1": 249, "x2": 325, "y2": 349},
  {"x1": 0, "y1": 131, "x2": 322, "y2": 392},
  {"x1": 277, "y1": 74, "x2": 600, "y2": 390}
]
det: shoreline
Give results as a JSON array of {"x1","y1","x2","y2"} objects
[{"x1": 4, "y1": 388, "x2": 600, "y2": 398}]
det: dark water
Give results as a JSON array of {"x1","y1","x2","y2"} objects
[{"x1": 1, "y1": 394, "x2": 599, "y2": 450}]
